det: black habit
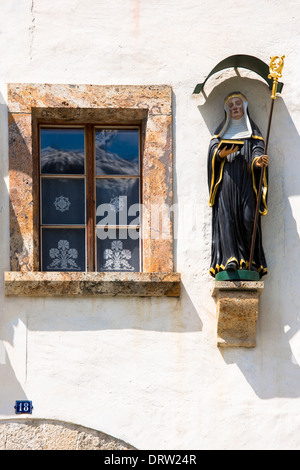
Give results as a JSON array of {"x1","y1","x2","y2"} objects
[{"x1": 208, "y1": 98, "x2": 268, "y2": 278}]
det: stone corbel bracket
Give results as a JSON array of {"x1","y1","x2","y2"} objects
[{"x1": 212, "y1": 280, "x2": 264, "y2": 348}]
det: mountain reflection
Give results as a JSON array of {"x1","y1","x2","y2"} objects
[
  {"x1": 41, "y1": 148, "x2": 85, "y2": 174},
  {"x1": 96, "y1": 177, "x2": 138, "y2": 195},
  {"x1": 41, "y1": 143, "x2": 139, "y2": 175},
  {"x1": 95, "y1": 144, "x2": 139, "y2": 175},
  {"x1": 95, "y1": 129, "x2": 139, "y2": 175},
  {"x1": 40, "y1": 129, "x2": 139, "y2": 175}
]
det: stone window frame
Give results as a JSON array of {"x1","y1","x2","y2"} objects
[{"x1": 4, "y1": 83, "x2": 180, "y2": 297}]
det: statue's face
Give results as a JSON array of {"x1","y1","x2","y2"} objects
[{"x1": 228, "y1": 97, "x2": 244, "y2": 120}]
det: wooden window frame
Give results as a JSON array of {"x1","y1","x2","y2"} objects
[{"x1": 38, "y1": 123, "x2": 142, "y2": 273}]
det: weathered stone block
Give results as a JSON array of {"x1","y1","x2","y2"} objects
[
  {"x1": 0, "y1": 420, "x2": 136, "y2": 450},
  {"x1": 4, "y1": 271, "x2": 181, "y2": 297},
  {"x1": 212, "y1": 281, "x2": 264, "y2": 347}
]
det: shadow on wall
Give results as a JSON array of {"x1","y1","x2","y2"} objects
[
  {"x1": 5, "y1": 110, "x2": 203, "y2": 332},
  {"x1": 0, "y1": 96, "x2": 28, "y2": 415},
  {"x1": 1, "y1": 100, "x2": 203, "y2": 416},
  {"x1": 198, "y1": 75, "x2": 300, "y2": 399},
  {"x1": 0, "y1": 347, "x2": 27, "y2": 416}
]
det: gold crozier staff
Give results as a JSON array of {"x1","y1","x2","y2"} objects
[{"x1": 248, "y1": 55, "x2": 285, "y2": 270}]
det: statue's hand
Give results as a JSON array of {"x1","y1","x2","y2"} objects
[
  {"x1": 256, "y1": 155, "x2": 269, "y2": 168},
  {"x1": 219, "y1": 144, "x2": 239, "y2": 159}
]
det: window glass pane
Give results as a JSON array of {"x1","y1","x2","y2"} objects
[
  {"x1": 42, "y1": 228, "x2": 86, "y2": 271},
  {"x1": 96, "y1": 228, "x2": 140, "y2": 272},
  {"x1": 41, "y1": 178, "x2": 85, "y2": 225},
  {"x1": 95, "y1": 129, "x2": 139, "y2": 175},
  {"x1": 96, "y1": 178, "x2": 139, "y2": 226},
  {"x1": 40, "y1": 128, "x2": 85, "y2": 174}
]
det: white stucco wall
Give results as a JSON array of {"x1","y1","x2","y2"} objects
[{"x1": 1, "y1": 0, "x2": 300, "y2": 450}]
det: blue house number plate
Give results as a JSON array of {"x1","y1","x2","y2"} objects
[{"x1": 14, "y1": 400, "x2": 33, "y2": 414}]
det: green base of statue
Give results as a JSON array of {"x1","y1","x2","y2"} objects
[{"x1": 215, "y1": 270, "x2": 260, "y2": 281}]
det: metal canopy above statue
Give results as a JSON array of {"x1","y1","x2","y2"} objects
[{"x1": 193, "y1": 54, "x2": 284, "y2": 95}]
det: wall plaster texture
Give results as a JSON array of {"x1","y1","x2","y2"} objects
[{"x1": 1, "y1": 0, "x2": 300, "y2": 451}]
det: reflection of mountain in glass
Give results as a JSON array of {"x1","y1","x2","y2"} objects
[
  {"x1": 40, "y1": 128, "x2": 85, "y2": 174},
  {"x1": 41, "y1": 147, "x2": 85, "y2": 174},
  {"x1": 96, "y1": 178, "x2": 139, "y2": 200},
  {"x1": 95, "y1": 129, "x2": 139, "y2": 175}
]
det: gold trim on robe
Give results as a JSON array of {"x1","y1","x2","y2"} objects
[
  {"x1": 251, "y1": 156, "x2": 268, "y2": 216},
  {"x1": 208, "y1": 138, "x2": 268, "y2": 216}
]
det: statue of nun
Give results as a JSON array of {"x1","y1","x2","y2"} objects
[{"x1": 207, "y1": 92, "x2": 269, "y2": 278}]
